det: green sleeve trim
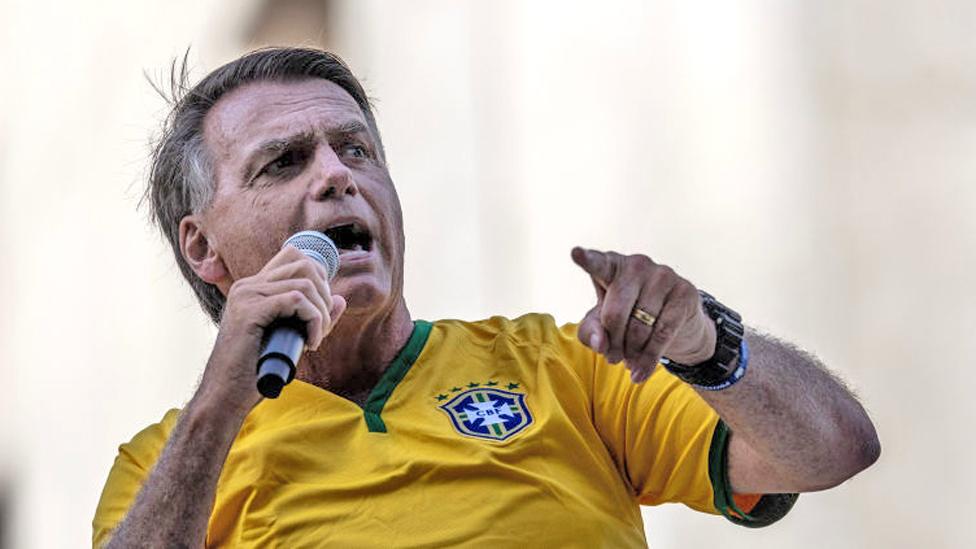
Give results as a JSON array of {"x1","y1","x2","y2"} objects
[
  {"x1": 708, "y1": 419, "x2": 800, "y2": 528},
  {"x1": 362, "y1": 320, "x2": 433, "y2": 433}
]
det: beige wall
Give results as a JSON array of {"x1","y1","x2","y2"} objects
[{"x1": 1, "y1": 1, "x2": 973, "y2": 547}]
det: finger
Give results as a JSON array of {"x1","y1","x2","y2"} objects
[
  {"x1": 263, "y1": 289, "x2": 326, "y2": 351},
  {"x1": 624, "y1": 272, "x2": 682, "y2": 384},
  {"x1": 265, "y1": 246, "x2": 331, "y2": 285},
  {"x1": 310, "y1": 295, "x2": 346, "y2": 351},
  {"x1": 262, "y1": 258, "x2": 333, "y2": 310},
  {"x1": 623, "y1": 317, "x2": 653, "y2": 363},
  {"x1": 264, "y1": 243, "x2": 309, "y2": 270},
  {"x1": 599, "y1": 267, "x2": 643, "y2": 364},
  {"x1": 252, "y1": 278, "x2": 330, "y2": 348},
  {"x1": 623, "y1": 275, "x2": 671, "y2": 361},
  {"x1": 625, "y1": 337, "x2": 666, "y2": 384},
  {"x1": 577, "y1": 305, "x2": 609, "y2": 354},
  {"x1": 571, "y1": 247, "x2": 618, "y2": 287},
  {"x1": 572, "y1": 248, "x2": 609, "y2": 302},
  {"x1": 640, "y1": 282, "x2": 695, "y2": 366},
  {"x1": 623, "y1": 332, "x2": 661, "y2": 384},
  {"x1": 302, "y1": 295, "x2": 347, "y2": 353},
  {"x1": 330, "y1": 295, "x2": 347, "y2": 326},
  {"x1": 628, "y1": 358, "x2": 659, "y2": 384},
  {"x1": 623, "y1": 321, "x2": 653, "y2": 370},
  {"x1": 264, "y1": 252, "x2": 329, "y2": 284},
  {"x1": 589, "y1": 275, "x2": 607, "y2": 302}
]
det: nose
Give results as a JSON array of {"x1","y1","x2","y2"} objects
[{"x1": 310, "y1": 143, "x2": 359, "y2": 200}]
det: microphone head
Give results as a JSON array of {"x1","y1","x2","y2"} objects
[{"x1": 284, "y1": 231, "x2": 340, "y2": 280}]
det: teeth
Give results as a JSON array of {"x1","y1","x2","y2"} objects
[
  {"x1": 321, "y1": 222, "x2": 371, "y2": 253},
  {"x1": 338, "y1": 243, "x2": 365, "y2": 254}
]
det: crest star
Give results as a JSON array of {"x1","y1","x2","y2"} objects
[
  {"x1": 451, "y1": 386, "x2": 462, "y2": 392},
  {"x1": 486, "y1": 380, "x2": 498, "y2": 386},
  {"x1": 468, "y1": 382, "x2": 480, "y2": 388},
  {"x1": 435, "y1": 394, "x2": 448, "y2": 401},
  {"x1": 507, "y1": 382, "x2": 520, "y2": 390}
]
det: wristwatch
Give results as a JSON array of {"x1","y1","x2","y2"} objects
[{"x1": 662, "y1": 291, "x2": 746, "y2": 389}]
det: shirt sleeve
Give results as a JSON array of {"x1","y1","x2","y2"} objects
[
  {"x1": 92, "y1": 409, "x2": 180, "y2": 548},
  {"x1": 555, "y1": 322, "x2": 796, "y2": 527}
]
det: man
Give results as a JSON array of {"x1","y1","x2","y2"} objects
[{"x1": 93, "y1": 48, "x2": 880, "y2": 547}]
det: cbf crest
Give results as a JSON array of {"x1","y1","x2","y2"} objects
[{"x1": 436, "y1": 383, "x2": 532, "y2": 441}]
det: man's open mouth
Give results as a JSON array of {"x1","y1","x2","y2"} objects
[{"x1": 322, "y1": 223, "x2": 373, "y2": 254}]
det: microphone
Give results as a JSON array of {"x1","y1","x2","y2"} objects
[{"x1": 256, "y1": 230, "x2": 340, "y2": 399}]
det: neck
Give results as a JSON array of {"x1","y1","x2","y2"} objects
[{"x1": 297, "y1": 297, "x2": 414, "y2": 404}]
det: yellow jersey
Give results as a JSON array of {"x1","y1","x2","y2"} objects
[{"x1": 93, "y1": 314, "x2": 795, "y2": 547}]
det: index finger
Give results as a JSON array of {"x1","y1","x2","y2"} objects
[
  {"x1": 571, "y1": 247, "x2": 617, "y2": 285},
  {"x1": 264, "y1": 244, "x2": 308, "y2": 271},
  {"x1": 264, "y1": 245, "x2": 329, "y2": 281}
]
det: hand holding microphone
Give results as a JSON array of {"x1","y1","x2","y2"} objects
[
  {"x1": 256, "y1": 231, "x2": 341, "y2": 398},
  {"x1": 194, "y1": 231, "x2": 344, "y2": 416}
]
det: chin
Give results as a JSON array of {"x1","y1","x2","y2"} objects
[{"x1": 334, "y1": 277, "x2": 391, "y2": 314}]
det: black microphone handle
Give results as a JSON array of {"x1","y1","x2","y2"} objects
[{"x1": 256, "y1": 319, "x2": 306, "y2": 399}]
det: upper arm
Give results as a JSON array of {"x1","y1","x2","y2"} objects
[
  {"x1": 92, "y1": 409, "x2": 179, "y2": 547},
  {"x1": 713, "y1": 423, "x2": 800, "y2": 527},
  {"x1": 727, "y1": 433, "x2": 801, "y2": 494},
  {"x1": 93, "y1": 445, "x2": 150, "y2": 547}
]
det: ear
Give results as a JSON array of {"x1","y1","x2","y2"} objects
[{"x1": 179, "y1": 215, "x2": 231, "y2": 291}]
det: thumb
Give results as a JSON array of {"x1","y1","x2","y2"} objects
[
  {"x1": 577, "y1": 305, "x2": 609, "y2": 355},
  {"x1": 571, "y1": 246, "x2": 615, "y2": 284},
  {"x1": 330, "y1": 295, "x2": 348, "y2": 326}
]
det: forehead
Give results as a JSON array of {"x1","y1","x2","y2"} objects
[{"x1": 204, "y1": 78, "x2": 366, "y2": 161}]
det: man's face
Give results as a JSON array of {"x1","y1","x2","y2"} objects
[{"x1": 197, "y1": 78, "x2": 404, "y2": 311}]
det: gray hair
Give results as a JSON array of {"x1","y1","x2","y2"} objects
[{"x1": 145, "y1": 47, "x2": 383, "y2": 324}]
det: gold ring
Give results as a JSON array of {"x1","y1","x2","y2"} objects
[{"x1": 631, "y1": 307, "x2": 656, "y2": 327}]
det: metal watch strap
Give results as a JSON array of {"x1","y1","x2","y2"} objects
[{"x1": 662, "y1": 291, "x2": 745, "y2": 388}]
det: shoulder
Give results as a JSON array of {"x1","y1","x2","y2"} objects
[
  {"x1": 116, "y1": 408, "x2": 182, "y2": 471},
  {"x1": 93, "y1": 408, "x2": 183, "y2": 545}
]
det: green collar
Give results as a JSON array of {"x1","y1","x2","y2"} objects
[{"x1": 362, "y1": 320, "x2": 432, "y2": 433}]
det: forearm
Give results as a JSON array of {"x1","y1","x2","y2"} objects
[
  {"x1": 105, "y1": 396, "x2": 245, "y2": 548},
  {"x1": 697, "y1": 329, "x2": 880, "y2": 492},
  {"x1": 570, "y1": 248, "x2": 880, "y2": 493}
]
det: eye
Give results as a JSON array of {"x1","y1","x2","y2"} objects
[
  {"x1": 339, "y1": 142, "x2": 369, "y2": 160},
  {"x1": 259, "y1": 149, "x2": 307, "y2": 178}
]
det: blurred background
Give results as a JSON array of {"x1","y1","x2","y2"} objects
[{"x1": 1, "y1": 0, "x2": 974, "y2": 547}]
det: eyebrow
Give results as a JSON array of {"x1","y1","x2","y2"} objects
[
  {"x1": 329, "y1": 119, "x2": 370, "y2": 137},
  {"x1": 240, "y1": 120, "x2": 372, "y2": 182}
]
